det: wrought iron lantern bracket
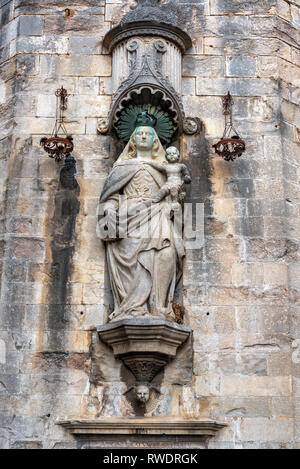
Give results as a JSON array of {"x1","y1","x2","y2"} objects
[
  {"x1": 213, "y1": 91, "x2": 246, "y2": 162},
  {"x1": 40, "y1": 86, "x2": 74, "y2": 162}
]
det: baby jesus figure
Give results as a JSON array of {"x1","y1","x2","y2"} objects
[{"x1": 148, "y1": 146, "x2": 191, "y2": 203}]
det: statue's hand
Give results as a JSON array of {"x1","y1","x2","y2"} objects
[{"x1": 184, "y1": 175, "x2": 191, "y2": 184}]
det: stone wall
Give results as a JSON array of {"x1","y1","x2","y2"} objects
[{"x1": 0, "y1": 0, "x2": 299, "y2": 449}]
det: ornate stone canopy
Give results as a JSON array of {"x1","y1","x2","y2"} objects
[{"x1": 101, "y1": 0, "x2": 196, "y2": 142}]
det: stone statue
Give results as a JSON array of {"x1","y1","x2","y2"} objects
[
  {"x1": 147, "y1": 146, "x2": 191, "y2": 204},
  {"x1": 98, "y1": 113, "x2": 190, "y2": 322}
]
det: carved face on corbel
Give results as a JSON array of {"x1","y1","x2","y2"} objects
[{"x1": 135, "y1": 384, "x2": 150, "y2": 403}]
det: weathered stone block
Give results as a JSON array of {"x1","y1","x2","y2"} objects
[
  {"x1": 196, "y1": 77, "x2": 278, "y2": 97},
  {"x1": 18, "y1": 15, "x2": 43, "y2": 36},
  {"x1": 263, "y1": 263, "x2": 288, "y2": 287},
  {"x1": 0, "y1": 1, "x2": 14, "y2": 28},
  {"x1": 190, "y1": 306, "x2": 236, "y2": 334},
  {"x1": 0, "y1": 305, "x2": 26, "y2": 331},
  {"x1": 15, "y1": 116, "x2": 85, "y2": 135},
  {"x1": 85, "y1": 117, "x2": 98, "y2": 134},
  {"x1": 43, "y1": 12, "x2": 109, "y2": 36},
  {"x1": 0, "y1": 17, "x2": 18, "y2": 46},
  {"x1": 210, "y1": 396, "x2": 271, "y2": 419},
  {"x1": 231, "y1": 263, "x2": 264, "y2": 287},
  {"x1": 204, "y1": 15, "x2": 249, "y2": 37},
  {"x1": 182, "y1": 96, "x2": 222, "y2": 118},
  {"x1": 3, "y1": 259, "x2": 27, "y2": 282},
  {"x1": 204, "y1": 37, "x2": 282, "y2": 57},
  {"x1": 202, "y1": 117, "x2": 224, "y2": 137},
  {"x1": 105, "y1": 2, "x2": 131, "y2": 23},
  {"x1": 210, "y1": 0, "x2": 276, "y2": 15},
  {"x1": 257, "y1": 56, "x2": 279, "y2": 78},
  {"x1": 77, "y1": 77, "x2": 99, "y2": 95},
  {"x1": 208, "y1": 285, "x2": 288, "y2": 306},
  {"x1": 234, "y1": 217, "x2": 264, "y2": 237},
  {"x1": 221, "y1": 376, "x2": 292, "y2": 397},
  {"x1": 211, "y1": 353, "x2": 267, "y2": 376},
  {"x1": 277, "y1": 16, "x2": 300, "y2": 49},
  {"x1": 195, "y1": 375, "x2": 221, "y2": 397},
  {"x1": 9, "y1": 237, "x2": 45, "y2": 260},
  {"x1": 277, "y1": 0, "x2": 291, "y2": 21},
  {"x1": 35, "y1": 95, "x2": 55, "y2": 120},
  {"x1": 16, "y1": 36, "x2": 69, "y2": 54},
  {"x1": 204, "y1": 217, "x2": 228, "y2": 237},
  {"x1": 0, "y1": 374, "x2": 21, "y2": 396},
  {"x1": 69, "y1": 36, "x2": 101, "y2": 54},
  {"x1": 10, "y1": 440, "x2": 43, "y2": 449},
  {"x1": 183, "y1": 56, "x2": 225, "y2": 77},
  {"x1": 271, "y1": 397, "x2": 293, "y2": 417},
  {"x1": 264, "y1": 217, "x2": 285, "y2": 238},
  {"x1": 239, "y1": 417, "x2": 293, "y2": 442},
  {"x1": 69, "y1": 95, "x2": 111, "y2": 118},
  {"x1": 268, "y1": 353, "x2": 291, "y2": 377},
  {"x1": 223, "y1": 178, "x2": 254, "y2": 199},
  {"x1": 226, "y1": 56, "x2": 257, "y2": 77},
  {"x1": 248, "y1": 15, "x2": 276, "y2": 36},
  {"x1": 40, "y1": 54, "x2": 111, "y2": 77},
  {"x1": 205, "y1": 238, "x2": 241, "y2": 262},
  {"x1": 279, "y1": 58, "x2": 300, "y2": 87},
  {"x1": 181, "y1": 77, "x2": 196, "y2": 96},
  {"x1": 41, "y1": 331, "x2": 91, "y2": 354}
]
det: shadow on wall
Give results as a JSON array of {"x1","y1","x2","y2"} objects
[{"x1": 46, "y1": 157, "x2": 80, "y2": 348}]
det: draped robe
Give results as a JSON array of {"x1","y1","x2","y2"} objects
[{"x1": 99, "y1": 159, "x2": 184, "y2": 321}]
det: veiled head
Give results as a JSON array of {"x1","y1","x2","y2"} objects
[{"x1": 116, "y1": 125, "x2": 167, "y2": 164}]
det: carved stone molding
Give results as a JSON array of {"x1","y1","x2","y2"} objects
[
  {"x1": 183, "y1": 117, "x2": 202, "y2": 135},
  {"x1": 103, "y1": 21, "x2": 192, "y2": 54},
  {"x1": 98, "y1": 318, "x2": 190, "y2": 356},
  {"x1": 59, "y1": 418, "x2": 227, "y2": 438}
]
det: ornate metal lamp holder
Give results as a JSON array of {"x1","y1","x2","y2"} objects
[
  {"x1": 213, "y1": 92, "x2": 245, "y2": 162},
  {"x1": 40, "y1": 86, "x2": 74, "y2": 162}
]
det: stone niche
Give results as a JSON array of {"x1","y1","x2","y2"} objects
[{"x1": 59, "y1": 0, "x2": 226, "y2": 448}]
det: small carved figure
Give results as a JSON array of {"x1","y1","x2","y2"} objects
[
  {"x1": 97, "y1": 119, "x2": 109, "y2": 135},
  {"x1": 147, "y1": 146, "x2": 191, "y2": 204},
  {"x1": 123, "y1": 382, "x2": 163, "y2": 416},
  {"x1": 135, "y1": 384, "x2": 150, "y2": 404},
  {"x1": 183, "y1": 117, "x2": 200, "y2": 135}
]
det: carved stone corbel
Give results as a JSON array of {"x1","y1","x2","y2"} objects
[{"x1": 98, "y1": 318, "x2": 191, "y2": 386}]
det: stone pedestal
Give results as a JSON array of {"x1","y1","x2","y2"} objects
[{"x1": 97, "y1": 318, "x2": 191, "y2": 383}]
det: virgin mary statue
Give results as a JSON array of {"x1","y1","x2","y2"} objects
[{"x1": 98, "y1": 113, "x2": 185, "y2": 322}]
